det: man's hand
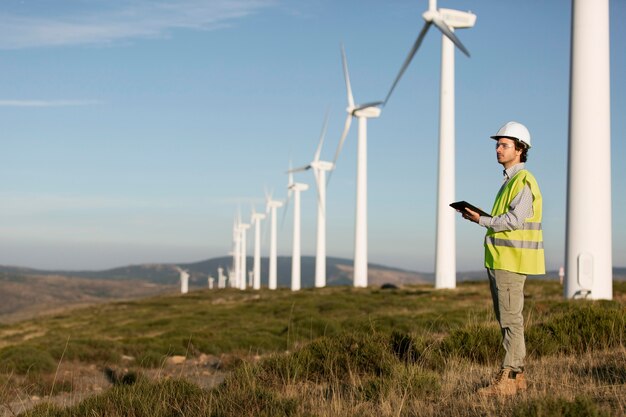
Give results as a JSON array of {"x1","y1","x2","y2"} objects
[{"x1": 460, "y1": 208, "x2": 480, "y2": 223}]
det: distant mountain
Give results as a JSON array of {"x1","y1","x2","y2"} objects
[
  {"x1": 1, "y1": 261, "x2": 624, "y2": 289},
  {"x1": 0, "y1": 257, "x2": 432, "y2": 289}
]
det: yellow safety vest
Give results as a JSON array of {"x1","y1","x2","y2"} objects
[{"x1": 484, "y1": 169, "x2": 545, "y2": 275}]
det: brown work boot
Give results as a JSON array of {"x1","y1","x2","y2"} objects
[
  {"x1": 513, "y1": 371, "x2": 527, "y2": 391},
  {"x1": 478, "y1": 369, "x2": 518, "y2": 396}
]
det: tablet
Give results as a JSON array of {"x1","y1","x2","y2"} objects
[{"x1": 450, "y1": 201, "x2": 491, "y2": 217}]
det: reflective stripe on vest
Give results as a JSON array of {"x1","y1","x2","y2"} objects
[{"x1": 484, "y1": 169, "x2": 546, "y2": 275}]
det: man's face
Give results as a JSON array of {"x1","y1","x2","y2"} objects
[{"x1": 495, "y1": 137, "x2": 522, "y2": 168}]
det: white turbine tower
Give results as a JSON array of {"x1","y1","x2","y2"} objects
[
  {"x1": 265, "y1": 190, "x2": 284, "y2": 290},
  {"x1": 238, "y1": 221, "x2": 250, "y2": 290},
  {"x1": 251, "y1": 207, "x2": 266, "y2": 290},
  {"x1": 384, "y1": 0, "x2": 475, "y2": 289},
  {"x1": 332, "y1": 45, "x2": 383, "y2": 288},
  {"x1": 290, "y1": 114, "x2": 333, "y2": 288},
  {"x1": 565, "y1": 0, "x2": 612, "y2": 300},
  {"x1": 287, "y1": 169, "x2": 309, "y2": 291},
  {"x1": 231, "y1": 217, "x2": 241, "y2": 289},
  {"x1": 217, "y1": 266, "x2": 225, "y2": 289},
  {"x1": 177, "y1": 267, "x2": 189, "y2": 294}
]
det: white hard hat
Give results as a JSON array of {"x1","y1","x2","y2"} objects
[{"x1": 490, "y1": 121, "x2": 531, "y2": 148}]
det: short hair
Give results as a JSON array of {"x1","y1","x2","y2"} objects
[{"x1": 514, "y1": 140, "x2": 528, "y2": 163}]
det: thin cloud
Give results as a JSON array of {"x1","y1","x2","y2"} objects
[
  {"x1": 0, "y1": 0, "x2": 276, "y2": 49},
  {"x1": 0, "y1": 99, "x2": 101, "y2": 107}
]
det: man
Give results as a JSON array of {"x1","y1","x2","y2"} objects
[{"x1": 460, "y1": 121, "x2": 545, "y2": 396}]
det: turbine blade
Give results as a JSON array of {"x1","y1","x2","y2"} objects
[
  {"x1": 355, "y1": 101, "x2": 384, "y2": 111},
  {"x1": 314, "y1": 108, "x2": 330, "y2": 162},
  {"x1": 313, "y1": 169, "x2": 325, "y2": 219},
  {"x1": 341, "y1": 44, "x2": 355, "y2": 108},
  {"x1": 280, "y1": 195, "x2": 291, "y2": 230},
  {"x1": 384, "y1": 21, "x2": 431, "y2": 105},
  {"x1": 288, "y1": 164, "x2": 311, "y2": 173},
  {"x1": 332, "y1": 114, "x2": 352, "y2": 168},
  {"x1": 431, "y1": 14, "x2": 470, "y2": 57}
]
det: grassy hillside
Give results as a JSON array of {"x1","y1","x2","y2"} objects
[
  {"x1": 0, "y1": 272, "x2": 172, "y2": 324},
  {"x1": 0, "y1": 280, "x2": 624, "y2": 416}
]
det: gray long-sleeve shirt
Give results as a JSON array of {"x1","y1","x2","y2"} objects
[{"x1": 478, "y1": 163, "x2": 534, "y2": 232}]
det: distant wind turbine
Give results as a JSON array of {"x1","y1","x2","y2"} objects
[
  {"x1": 238, "y1": 220, "x2": 250, "y2": 290},
  {"x1": 217, "y1": 266, "x2": 226, "y2": 289},
  {"x1": 385, "y1": 0, "x2": 475, "y2": 289},
  {"x1": 287, "y1": 168, "x2": 309, "y2": 291},
  {"x1": 231, "y1": 217, "x2": 241, "y2": 289},
  {"x1": 332, "y1": 45, "x2": 384, "y2": 288},
  {"x1": 177, "y1": 267, "x2": 189, "y2": 294},
  {"x1": 250, "y1": 206, "x2": 266, "y2": 290},
  {"x1": 290, "y1": 112, "x2": 333, "y2": 288},
  {"x1": 265, "y1": 189, "x2": 284, "y2": 290}
]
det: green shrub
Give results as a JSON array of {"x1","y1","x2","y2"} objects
[
  {"x1": 288, "y1": 332, "x2": 396, "y2": 382},
  {"x1": 439, "y1": 323, "x2": 501, "y2": 365},
  {"x1": 528, "y1": 303, "x2": 625, "y2": 356},
  {"x1": 24, "y1": 378, "x2": 209, "y2": 417},
  {"x1": 390, "y1": 331, "x2": 420, "y2": 363},
  {"x1": 513, "y1": 395, "x2": 610, "y2": 417},
  {"x1": 0, "y1": 345, "x2": 56, "y2": 374},
  {"x1": 211, "y1": 382, "x2": 298, "y2": 417}
]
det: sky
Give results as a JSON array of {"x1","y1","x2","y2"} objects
[{"x1": 0, "y1": 0, "x2": 624, "y2": 273}]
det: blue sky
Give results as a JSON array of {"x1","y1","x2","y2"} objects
[{"x1": 0, "y1": 0, "x2": 624, "y2": 272}]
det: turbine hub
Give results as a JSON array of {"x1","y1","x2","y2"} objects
[{"x1": 422, "y1": 9, "x2": 437, "y2": 22}]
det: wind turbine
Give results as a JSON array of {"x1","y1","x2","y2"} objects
[
  {"x1": 290, "y1": 113, "x2": 333, "y2": 288},
  {"x1": 238, "y1": 220, "x2": 250, "y2": 290},
  {"x1": 177, "y1": 267, "x2": 189, "y2": 294},
  {"x1": 250, "y1": 206, "x2": 266, "y2": 290},
  {"x1": 265, "y1": 190, "x2": 284, "y2": 290},
  {"x1": 287, "y1": 168, "x2": 309, "y2": 291},
  {"x1": 565, "y1": 0, "x2": 612, "y2": 300},
  {"x1": 332, "y1": 45, "x2": 383, "y2": 288},
  {"x1": 384, "y1": 1, "x2": 475, "y2": 289},
  {"x1": 231, "y1": 217, "x2": 241, "y2": 289},
  {"x1": 217, "y1": 266, "x2": 226, "y2": 289}
]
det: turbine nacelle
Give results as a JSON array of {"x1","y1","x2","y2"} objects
[
  {"x1": 267, "y1": 200, "x2": 284, "y2": 209},
  {"x1": 310, "y1": 160, "x2": 334, "y2": 171},
  {"x1": 353, "y1": 105, "x2": 382, "y2": 119},
  {"x1": 439, "y1": 8, "x2": 476, "y2": 29},
  {"x1": 289, "y1": 183, "x2": 309, "y2": 192}
]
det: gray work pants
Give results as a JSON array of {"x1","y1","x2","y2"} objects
[{"x1": 487, "y1": 268, "x2": 526, "y2": 373}]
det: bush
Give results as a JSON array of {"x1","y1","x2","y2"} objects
[
  {"x1": 439, "y1": 323, "x2": 501, "y2": 365},
  {"x1": 390, "y1": 331, "x2": 420, "y2": 363},
  {"x1": 513, "y1": 396, "x2": 610, "y2": 417},
  {"x1": 528, "y1": 302, "x2": 625, "y2": 357},
  {"x1": 289, "y1": 332, "x2": 395, "y2": 382},
  {"x1": 211, "y1": 382, "x2": 298, "y2": 417},
  {"x1": 0, "y1": 345, "x2": 56, "y2": 374},
  {"x1": 23, "y1": 378, "x2": 209, "y2": 417}
]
